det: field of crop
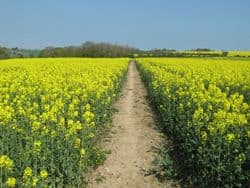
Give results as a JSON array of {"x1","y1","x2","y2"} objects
[
  {"x1": 0, "y1": 57, "x2": 249, "y2": 187},
  {"x1": 0, "y1": 58, "x2": 128, "y2": 187},
  {"x1": 137, "y1": 58, "x2": 250, "y2": 187},
  {"x1": 228, "y1": 51, "x2": 250, "y2": 57}
]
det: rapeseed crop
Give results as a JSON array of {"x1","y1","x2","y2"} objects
[{"x1": 0, "y1": 58, "x2": 128, "y2": 187}]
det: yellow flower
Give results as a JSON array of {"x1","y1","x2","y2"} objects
[
  {"x1": 236, "y1": 153, "x2": 246, "y2": 163},
  {"x1": 207, "y1": 104, "x2": 213, "y2": 110},
  {"x1": 223, "y1": 100, "x2": 230, "y2": 111},
  {"x1": 32, "y1": 177, "x2": 39, "y2": 187},
  {"x1": 31, "y1": 121, "x2": 41, "y2": 132},
  {"x1": 90, "y1": 122, "x2": 95, "y2": 127},
  {"x1": 85, "y1": 103, "x2": 91, "y2": 111},
  {"x1": 192, "y1": 107, "x2": 204, "y2": 121},
  {"x1": 40, "y1": 169, "x2": 48, "y2": 179},
  {"x1": 23, "y1": 167, "x2": 32, "y2": 179},
  {"x1": 225, "y1": 133, "x2": 235, "y2": 143},
  {"x1": 0, "y1": 155, "x2": 14, "y2": 170},
  {"x1": 75, "y1": 138, "x2": 81, "y2": 148},
  {"x1": 6, "y1": 177, "x2": 16, "y2": 188},
  {"x1": 51, "y1": 130, "x2": 56, "y2": 138},
  {"x1": 237, "y1": 114, "x2": 247, "y2": 125},
  {"x1": 80, "y1": 148, "x2": 86, "y2": 156},
  {"x1": 88, "y1": 132, "x2": 95, "y2": 138},
  {"x1": 73, "y1": 111, "x2": 78, "y2": 117},
  {"x1": 68, "y1": 119, "x2": 74, "y2": 126},
  {"x1": 201, "y1": 131, "x2": 207, "y2": 141},
  {"x1": 178, "y1": 103, "x2": 183, "y2": 110},
  {"x1": 59, "y1": 117, "x2": 65, "y2": 126},
  {"x1": 83, "y1": 111, "x2": 94, "y2": 123},
  {"x1": 33, "y1": 140, "x2": 42, "y2": 154}
]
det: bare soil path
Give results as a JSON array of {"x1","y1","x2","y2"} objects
[{"x1": 88, "y1": 61, "x2": 176, "y2": 188}]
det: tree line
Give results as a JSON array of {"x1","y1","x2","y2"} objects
[
  {"x1": 39, "y1": 42, "x2": 140, "y2": 57},
  {"x1": 0, "y1": 42, "x2": 240, "y2": 59}
]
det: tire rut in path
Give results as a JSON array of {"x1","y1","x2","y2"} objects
[{"x1": 88, "y1": 61, "x2": 175, "y2": 188}]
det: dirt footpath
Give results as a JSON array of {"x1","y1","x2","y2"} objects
[{"x1": 88, "y1": 61, "x2": 176, "y2": 188}]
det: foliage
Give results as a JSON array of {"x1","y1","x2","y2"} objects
[
  {"x1": 0, "y1": 47, "x2": 10, "y2": 59},
  {"x1": 39, "y1": 42, "x2": 139, "y2": 58},
  {"x1": 2, "y1": 43, "x2": 250, "y2": 59},
  {"x1": 0, "y1": 58, "x2": 129, "y2": 187},
  {"x1": 10, "y1": 48, "x2": 41, "y2": 58},
  {"x1": 138, "y1": 49, "x2": 226, "y2": 57},
  {"x1": 137, "y1": 58, "x2": 250, "y2": 187}
]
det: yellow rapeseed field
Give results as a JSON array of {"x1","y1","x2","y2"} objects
[
  {"x1": 228, "y1": 51, "x2": 250, "y2": 57},
  {"x1": 137, "y1": 58, "x2": 250, "y2": 187},
  {"x1": 0, "y1": 58, "x2": 129, "y2": 187}
]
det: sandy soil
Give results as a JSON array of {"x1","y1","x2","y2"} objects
[{"x1": 88, "y1": 61, "x2": 177, "y2": 188}]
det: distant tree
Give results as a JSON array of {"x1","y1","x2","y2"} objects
[
  {"x1": 195, "y1": 48, "x2": 212, "y2": 51},
  {"x1": 0, "y1": 47, "x2": 10, "y2": 59},
  {"x1": 222, "y1": 51, "x2": 228, "y2": 56},
  {"x1": 39, "y1": 42, "x2": 140, "y2": 58}
]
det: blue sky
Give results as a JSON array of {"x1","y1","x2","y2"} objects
[{"x1": 0, "y1": 0, "x2": 250, "y2": 50}]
